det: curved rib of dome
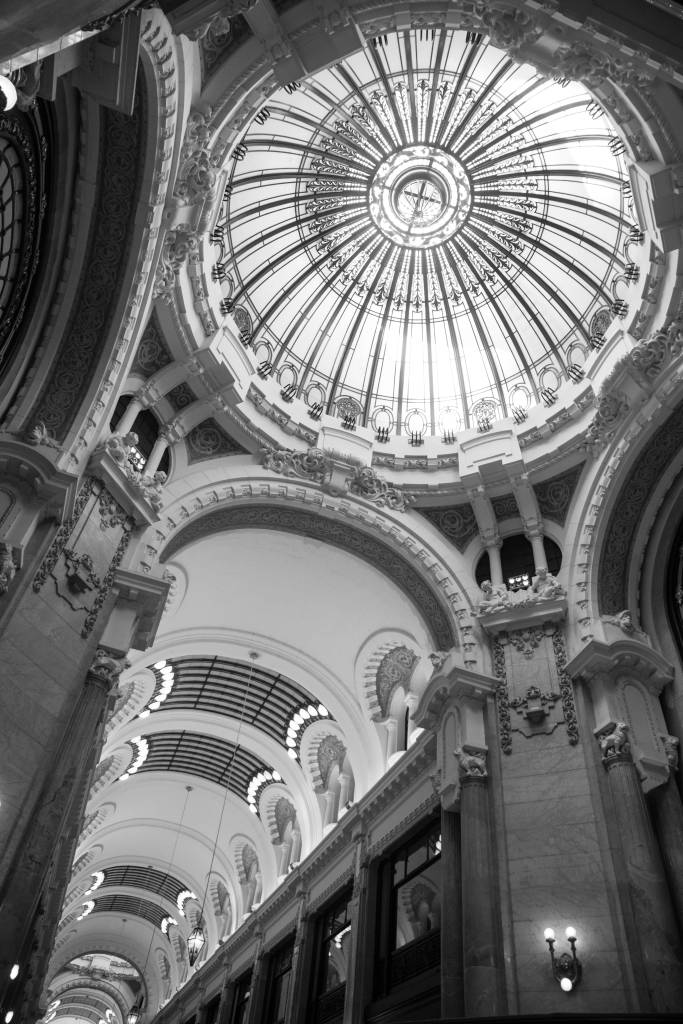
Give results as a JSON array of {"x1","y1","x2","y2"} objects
[{"x1": 222, "y1": 28, "x2": 630, "y2": 434}]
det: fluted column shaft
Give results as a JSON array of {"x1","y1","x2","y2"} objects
[
  {"x1": 441, "y1": 805, "x2": 463, "y2": 1017},
  {"x1": 650, "y1": 774, "x2": 683, "y2": 933},
  {"x1": 460, "y1": 775, "x2": 503, "y2": 1016},
  {"x1": 602, "y1": 750, "x2": 683, "y2": 1010}
]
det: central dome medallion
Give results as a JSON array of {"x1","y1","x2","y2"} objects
[
  {"x1": 369, "y1": 145, "x2": 472, "y2": 247},
  {"x1": 221, "y1": 28, "x2": 631, "y2": 436}
]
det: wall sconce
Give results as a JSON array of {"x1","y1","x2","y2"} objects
[{"x1": 544, "y1": 926, "x2": 581, "y2": 991}]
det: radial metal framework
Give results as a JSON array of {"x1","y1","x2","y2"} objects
[
  {"x1": 136, "y1": 730, "x2": 274, "y2": 800},
  {"x1": 101, "y1": 865, "x2": 189, "y2": 905},
  {"x1": 218, "y1": 27, "x2": 631, "y2": 434},
  {"x1": 147, "y1": 656, "x2": 331, "y2": 747}
]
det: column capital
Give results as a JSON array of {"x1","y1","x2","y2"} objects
[
  {"x1": 86, "y1": 646, "x2": 130, "y2": 692},
  {"x1": 456, "y1": 745, "x2": 488, "y2": 781},
  {"x1": 595, "y1": 720, "x2": 634, "y2": 769}
]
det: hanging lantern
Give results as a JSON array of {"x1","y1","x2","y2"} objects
[
  {"x1": 126, "y1": 1009, "x2": 140, "y2": 1024},
  {"x1": 188, "y1": 924, "x2": 206, "y2": 965}
]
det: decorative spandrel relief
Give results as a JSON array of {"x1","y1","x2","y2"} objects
[{"x1": 493, "y1": 623, "x2": 579, "y2": 751}]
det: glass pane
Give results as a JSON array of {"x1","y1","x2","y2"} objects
[
  {"x1": 322, "y1": 923, "x2": 352, "y2": 993},
  {"x1": 394, "y1": 856, "x2": 442, "y2": 949}
]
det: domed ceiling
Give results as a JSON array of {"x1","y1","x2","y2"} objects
[{"x1": 221, "y1": 27, "x2": 631, "y2": 436}]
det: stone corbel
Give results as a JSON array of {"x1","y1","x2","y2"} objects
[
  {"x1": 88, "y1": 448, "x2": 160, "y2": 526},
  {"x1": 567, "y1": 637, "x2": 674, "y2": 791},
  {"x1": 478, "y1": 595, "x2": 568, "y2": 635},
  {"x1": 98, "y1": 567, "x2": 170, "y2": 654},
  {"x1": 413, "y1": 649, "x2": 496, "y2": 809}
]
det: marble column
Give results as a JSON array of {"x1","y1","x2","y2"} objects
[
  {"x1": 441, "y1": 804, "x2": 463, "y2": 1018},
  {"x1": 344, "y1": 832, "x2": 371, "y2": 1024},
  {"x1": 525, "y1": 528, "x2": 546, "y2": 571},
  {"x1": 650, "y1": 773, "x2": 683, "y2": 932},
  {"x1": 116, "y1": 396, "x2": 144, "y2": 434},
  {"x1": 486, "y1": 539, "x2": 504, "y2": 587},
  {"x1": 0, "y1": 648, "x2": 127, "y2": 1017},
  {"x1": 597, "y1": 726, "x2": 683, "y2": 1010},
  {"x1": 144, "y1": 432, "x2": 170, "y2": 474},
  {"x1": 460, "y1": 755, "x2": 504, "y2": 1017},
  {"x1": 285, "y1": 889, "x2": 311, "y2": 1024}
]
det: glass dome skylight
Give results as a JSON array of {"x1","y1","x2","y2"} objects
[{"x1": 219, "y1": 28, "x2": 631, "y2": 436}]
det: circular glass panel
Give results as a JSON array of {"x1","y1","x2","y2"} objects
[{"x1": 220, "y1": 27, "x2": 631, "y2": 434}]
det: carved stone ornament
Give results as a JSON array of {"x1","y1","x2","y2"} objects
[
  {"x1": 477, "y1": 570, "x2": 565, "y2": 619},
  {"x1": 317, "y1": 734, "x2": 347, "y2": 790},
  {"x1": 554, "y1": 42, "x2": 655, "y2": 89},
  {"x1": 509, "y1": 684, "x2": 560, "y2": 724},
  {"x1": 27, "y1": 421, "x2": 63, "y2": 450},
  {"x1": 477, "y1": 3, "x2": 542, "y2": 52},
  {"x1": 348, "y1": 464, "x2": 413, "y2": 512},
  {"x1": 582, "y1": 387, "x2": 629, "y2": 456},
  {"x1": 153, "y1": 226, "x2": 199, "y2": 299},
  {"x1": 429, "y1": 651, "x2": 449, "y2": 672},
  {"x1": 260, "y1": 445, "x2": 331, "y2": 484},
  {"x1": 0, "y1": 542, "x2": 17, "y2": 595},
  {"x1": 376, "y1": 646, "x2": 419, "y2": 716},
  {"x1": 662, "y1": 734, "x2": 680, "y2": 771},
  {"x1": 88, "y1": 648, "x2": 130, "y2": 688},
  {"x1": 455, "y1": 745, "x2": 488, "y2": 779},
  {"x1": 596, "y1": 720, "x2": 631, "y2": 764},
  {"x1": 601, "y1": 609, "x2": 649, "y2": 642}
]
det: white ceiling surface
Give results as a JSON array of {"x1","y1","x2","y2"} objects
[{"x1": 58, "y1": 528, "x2": 433, "y2": 1009}]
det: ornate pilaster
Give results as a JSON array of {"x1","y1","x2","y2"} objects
[
  {"x1": 458, "y1": 750, "x2": 504, "y2": 1017},
  {"x1": 414, "y1": 652, "x2": 504, "y2": 1015},
  {"x1": 595, "y1": 723, "x2": 683, "y2": 1010}
]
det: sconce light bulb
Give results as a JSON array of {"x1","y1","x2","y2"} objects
[
  {"x1": 543, "y1": 928, "x2": 555, "y2": 941},
  {"x1": 565, "y1": 926, "x2": 576, "y2": 939},
  {"x1": 560, "y1": 977, "x2": 573, "y2": 992},
  {"x1": 9, "y1": 964, "x2": 19, "y2": 980}
]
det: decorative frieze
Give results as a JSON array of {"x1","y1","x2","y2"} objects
[
  {"x1": 260, "y1": 446, "x2": 412, "y2": 511},
  {"x1": 491, "y1": 619, "x2": 578, "y2": 751}
]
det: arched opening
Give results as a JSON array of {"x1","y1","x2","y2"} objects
[
  {"x1": 476, "y1": 534, "x2": 562, "y2": 591},
  {"x1": 110, "y1": 395, "x2": 170, "y2": 475}
]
